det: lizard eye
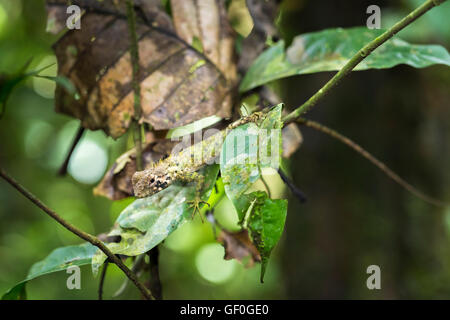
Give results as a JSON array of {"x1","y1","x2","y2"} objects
[{"x1": 150, "y1": 178, "x2": 155, "y2": 183}]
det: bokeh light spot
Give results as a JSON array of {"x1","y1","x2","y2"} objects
[
  {"x1": 195, "y1": 243, "x2": 238, "y2": 284},
  {"x1": 68, "y1": 140, "x2": 108, "y2": 185},
  {"x1": 164, "y1": 222, "x2": 206, "y2": 252}
]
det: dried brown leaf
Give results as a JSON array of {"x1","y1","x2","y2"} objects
[
  {"x1": 218, "y1": 229, "x2": 261, "y2": 267},
  {"x1": 171, "y1": 0, "x2": 237, "y2": 82},
  {"x1": 47, "y1": 0, "x2": 236, "y2": 138}
]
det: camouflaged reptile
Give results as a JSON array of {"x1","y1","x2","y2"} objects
[{"x1": 132, "y1": 112, "x2": 264, "y2": 215}]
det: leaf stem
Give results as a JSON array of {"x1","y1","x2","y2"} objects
[
  {"x1": 126, "y1": 0, "x2": 144, "y2": 171},
  {"x1": 260, "y1": 173, "x2": 272, "y2": 198},
  {"x1": 125, "y1": 0, "x2": 163, "y2": 297},
  {"x1": 98, "y1": 262, "x2": 108, "y2": 300},
  {"x1": 282, "y1": 0, "x2": 447, "y2": 123},
  {"x1": 0, "y1": 168, "x2": 154, "y2": 300}
]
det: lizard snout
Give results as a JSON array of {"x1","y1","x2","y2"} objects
[{"x1": 132, "y1": 170, "x2": 170, "y2": 198}]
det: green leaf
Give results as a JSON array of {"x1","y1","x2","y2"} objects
[
  {"x1": 240, "y1": 26, "x2": 450, "y2": 92},
  {"x1": 245, "y1": 191, "x2": 287, "y2": 283},
  {"x1": 91, "y1": 165, "x2": 220, "y2": 274},
  {"x1": 0, "y1": 62, "x2": 77, "y2": 118},
  {"x1": 2, "y1": 243, "x2": 96, "y2": 300},
  {"x1": 2, "y1": 283, "x2": 27, "y2": 300},
  {"x1": 220, "y1": 104, "x2": 283, "y2": 218}
]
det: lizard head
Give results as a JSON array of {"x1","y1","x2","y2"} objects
[{"x1": 132, "y1": 168, "x2": 171, "y2": 198}]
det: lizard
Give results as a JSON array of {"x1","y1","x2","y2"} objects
[{"x1": 131, "y1": 111, "x2": 264, "y2": 219}]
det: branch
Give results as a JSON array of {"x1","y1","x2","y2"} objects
[
  {"x1": 282, "y1": 0, "x2": 447, "y2": 123},
  {"x1": 0, "y1": 168, "x2": 154, "y2": 300},
  {"x1": 147, "y1": 247, "x2": 162, "y2": 300},
  {"x1": 277, "y1": 168, "x2": 307, "y2": 203},
  {"x1": 297, "y1": 118, "x2": 447, "y2": 207}
]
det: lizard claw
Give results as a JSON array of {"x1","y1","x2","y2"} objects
[{"x1": 188, "y1": 198, "x2": 210, "y2": 222}]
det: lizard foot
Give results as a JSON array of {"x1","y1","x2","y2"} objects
[{"x1": 188, "y1": 198, "x2": 210, "y2": 222}]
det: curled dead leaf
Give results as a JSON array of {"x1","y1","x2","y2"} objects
[
  {"x1": 218, "y1": 229, "x2": 261, "y2": 267},
  {"x1": 238, "y1": 0, "x2": 280, "y2": 72},
  {"x1": 47, "y1": 0, "x2": 237, "y2": 138},
  {"x1": 94, "y1": 140, "x2": 177, "y2": 200}
]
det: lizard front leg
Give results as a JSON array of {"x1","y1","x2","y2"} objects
[{"x1": 182, "y1": 171, "x2": 209, "y2": 222}]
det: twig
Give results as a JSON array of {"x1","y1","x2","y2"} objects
[
  {"x1": 58, "y1": 125, "x2": 85, "y2": 176},
  {"x1": 98, "y1": 262, "x2": 108, "y2": 300},
  {"x1": 0, "y1": 168, "x2": 154, "y2": 300},
  {"x1": 277, "y1": 168, "x2": 307, "y2": 203},
  {"x1": 297, "y1": 118, "x2": 447, "y2": 207},
  {"x1": 282, "y1": 0, "x2": 447, "y2": 123},
  {"x1": 148, "y1": 247, "x2": 163, "y2": 300}
]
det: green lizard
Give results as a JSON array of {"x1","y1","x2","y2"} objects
[{"x1": 132, "y1": 112, "x2": 264, "y2": 218}]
